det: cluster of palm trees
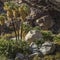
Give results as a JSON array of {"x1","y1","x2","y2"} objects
[{"x1": 0, "y1": 1, "x2": 31, "y2": 41}]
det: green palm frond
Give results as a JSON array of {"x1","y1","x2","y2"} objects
[
  {"x1": 4, "y1": 2, "x2": 15, "y2": 11},
  {"x1": 19, "y1": 3, "x2": 30, "y2": 19}
]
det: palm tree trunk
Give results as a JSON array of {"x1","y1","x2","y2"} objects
[
  {"x1": 12, "y1": 18, "x2": 17, "y2": 41},
  {"x1": 16, "y1": 19, "x2": 20, "y2": 40},
  {"x1": 18, "y1": 29, "x2": 20, "y2": 40},
  {"x1": 21, "y1": 20, "x2": 23, "y2": 40},
  {"x1": 17, "y1": 23, "x2": 20, "y2": 40}
]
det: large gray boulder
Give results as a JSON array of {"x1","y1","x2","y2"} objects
[
  {"x1": 39, "y1": 41, "x2": 55, "y2": 55},
  {"x1": 25, "y1": 30, "x2": 42, "y2": 42}
]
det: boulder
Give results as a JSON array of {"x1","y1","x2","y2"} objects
[
  {"x1": 25, "y1": 30, "x2": 42, "y2": 43},
  {"x1": 26, "y1": 7, "x2": 42, "y2": 21},
  {"x1": 26, "y1": 7, "x2": 43, "y2": 27},
  {"x1": 39, "y1": 41, "x2": 55, "y2": 55},
  {"x1": 29, "y1": 42, "x2": 40, "y2": 59},
  {"x1": 29, "y1": 42, "x2": 38, "y2": 53},
  {"x1": 15, "y1": 53, "x2": 24, "y2": 60},
  {"x1": 36, "y1": 15, "x2": 54, "y2": 30}
]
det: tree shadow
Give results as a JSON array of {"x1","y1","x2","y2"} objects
[
  {"x1": 49, "y1": 44, "x2": 60, "y2": 55},
  {"x1": 55, "y1": 44, "x2": 60, "y2": 52}
]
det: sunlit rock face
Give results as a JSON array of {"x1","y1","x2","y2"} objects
[{"x1": 25, "y1": 30, "x2": 42, "y2": 43}]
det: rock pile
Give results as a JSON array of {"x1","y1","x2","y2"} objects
[
  {"x1": 29, "y1": 41, "x2": 55, "y2": 57},
  {"x1": 39, "y1": 41, "x2": 55, "y2": 55}
]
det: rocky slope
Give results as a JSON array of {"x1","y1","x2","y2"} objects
[
  {"x1": 22, "y1": 0, "x2": 60, "y2": 33},
  {"x1": 0, "y1": 0, "x2": 60, "y2": 34}
]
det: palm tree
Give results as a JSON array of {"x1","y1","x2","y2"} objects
[
  {"x1": 12, "y1": 4, "x2": 20, "y2": 40},
  {"x1": 12, "y1": 4, "x2": 19, "y2": 18},
  {"x1": 19, "y1": 3, "x2": 30, "y2": 40},
  {"x1": 4, "y1": 2, "x2": 18, "y2": 41},
  {"x1": 4, "y1": 2, "x2": 31, "y2": 41},
  {"x1": 4, "y1": 2, "x2": 13, "y2": 20}
]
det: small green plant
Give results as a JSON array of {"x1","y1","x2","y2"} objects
[
  {"x1": 34, "y1": 39, "x2": 44, "y2": 46},
  {"x1": 33, "y1": 26, "x2": 41, "y2": 31},
  {"x1": 53, "y1": 34, "x2": 60, "y2": 43},
  {"x1": 0, "y1": 38, "x2": 31, "y2": 59},
  {"x1": 23, "y1": 24, "x2": 33, "y2": 33},
  {"x1": 41, "y1": 30, "x2": 53, "y2": 41}
]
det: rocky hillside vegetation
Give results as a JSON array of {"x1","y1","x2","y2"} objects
[{"x1": 0, "y1": 0, "x2": 60, "y2": 60}]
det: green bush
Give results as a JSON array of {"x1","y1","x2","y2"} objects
[
  {"x1": 41, "y1": 30, "x2": 53, "y2": 41},
  {"x1": 53, "y1": 34, "x2": 60, "y2": 42},
  {"x1": 0, "y1": 39, "x2": 31, "y2": 59},
  {"x1": 23, "y1": 24, "x2": 41, "y2": 34},
  {"x1": 23, "y1": 24, "x2": 33, "y2": 33},
  {"x1": 0, "y1": 39, "x2": 9, "y2": 55},
  {"x1": 34, "y1": 39, "x2": 44, "y2": 46},
  {"x1": 33, "y1": 26, "x2": 41, "y2": 31},
  {"x1": 0, "y1": 39, "x2": 16, "y2": 58}
]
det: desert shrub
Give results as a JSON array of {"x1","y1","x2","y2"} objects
[
  {"x1": 0, "y1": 39, "x2": 9, "y2": 55},
  {"x1": 34, "y1": 39, "x2": 44, "y2": 46},
  {"x1": 23, "y1": 24, "x2": 41, "y2": 33},
  {"x1": 17, "y1": 40, "x2": 31, "y2": 55},
  {"x1": 32, "y1": 54, "x2": 40, "y2": 60},
  {"x1": 0, "y1": 39, "x2": 31, "y2": 59},
  {"x1": 0, "y1": 55, "x2": 7, "y2": 60},
  {"x1": 0, "y1": 39, "x2": 16, "y2": 58},
  {"x1": 23, "y1": 24, "x2": 33, "y2": 33},
  {"x1": 55, "y1": 53, "x2": 60, "y2": 60},
  {"x1": 53, "y1": 34, "x2": 60, "y2": 42},
  {"x1": 33, "y1": 26, "x2": 41, "y2": 31},
  {"x1": 41, "y1": 30, "x2": 53, "y2": 41}
]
